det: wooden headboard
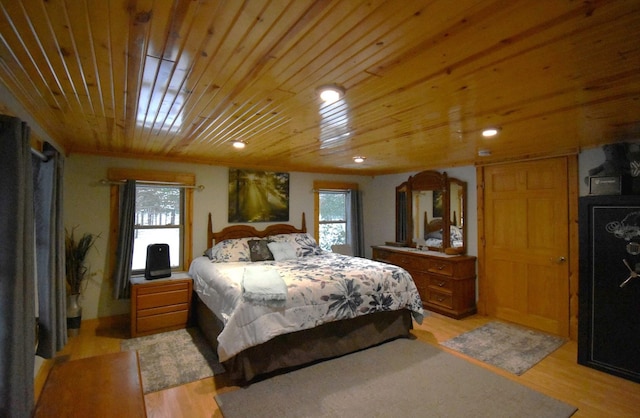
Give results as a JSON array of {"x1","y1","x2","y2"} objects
[{"x1": 207, "y1": 213, "x2": 307, "y2": 248}]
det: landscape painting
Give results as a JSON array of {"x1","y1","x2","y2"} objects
[{"x1": 228, "y1": 169, "x2": 289, "y2": 222}]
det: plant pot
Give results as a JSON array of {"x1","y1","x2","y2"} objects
[{"x1": 67, "y1": 293, "x2": 82, "y2": 337}]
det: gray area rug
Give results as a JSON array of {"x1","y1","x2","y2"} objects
[
  {"x1": 441, "y1": 321, "x2": 566, "y2": 375},
  {"x1": 121, "y1": 327, "x2": 225, "y2": 393},
  {"x1": 215, "y1": 338, "x2": 577, "y2": 418}
]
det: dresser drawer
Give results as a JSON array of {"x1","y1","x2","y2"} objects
[
  {"x1": 427, "y1": 288, "x2": 454, "y2": 309},
  {"x1": 428, "y1": 275, "x2": 452, "y2": 291},
  {"x1": 427, "y1": 259, "x2": 454, "y2": 276}
]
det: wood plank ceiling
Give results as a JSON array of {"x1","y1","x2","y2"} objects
[{"x1": 0, "y1": 0, "x2": 639, "y2": 175}]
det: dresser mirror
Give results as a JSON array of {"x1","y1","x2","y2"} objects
[{"x1": 393, "y1": 170, "x2": 467, "y2": 254}]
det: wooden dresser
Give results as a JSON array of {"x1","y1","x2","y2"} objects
[
  {"x1": 130, "y1": 273, "x2": 193, "y2": 337},
  {"x1": 372, "y1": 246, "x2": 477, "y2": 319}
]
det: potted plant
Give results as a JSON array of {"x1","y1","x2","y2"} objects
[{"x1": 65, "y1": 227, "x2": 99, "y2": 336}]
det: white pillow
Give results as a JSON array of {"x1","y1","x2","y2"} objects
[
  {"x1": 267, "y1": 233, "x2": 323, "y2": 257},
  {"x1": 267, "y1": 241, "x2": 297, "y2": 261}
]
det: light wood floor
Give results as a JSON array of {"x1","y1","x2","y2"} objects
[{"x1": 35, "y1": 313, "x2": 640, "y2": 418}]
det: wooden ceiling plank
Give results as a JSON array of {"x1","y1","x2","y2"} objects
[{"x1": 0, "y1": 1, "x2": 69, "y2": 113}]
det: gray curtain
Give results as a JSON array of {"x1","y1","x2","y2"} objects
[
  {"x1": 348, "y1": 189, "x2": 365, "y2": 257},
  {"x1": 33, "y1": 143, "x2": 67, "y2": 358},
  {"x1": 113, "y1": 179, "x2": 136, "y2": 299},
  {"x1": 0, "y1": 115, "x2": 36, "y2": 418}
]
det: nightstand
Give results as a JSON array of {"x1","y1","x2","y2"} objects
[{"x1": 130, "y1": 272, "x2": 193, "y2": 337}]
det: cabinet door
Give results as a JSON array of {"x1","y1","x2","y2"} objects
[{"x1": 579, "y1": 196, "x2": 640, "y2": 383}]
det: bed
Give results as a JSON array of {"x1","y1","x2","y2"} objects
[
  {"x1": 423, "y1": 216, "x2": 464, "y2": 249},
  {"x1": 189, "y1": 213, "x2": 424, "y2": 382}
]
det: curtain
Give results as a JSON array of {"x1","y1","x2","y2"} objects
[
  {"x1": 349, "y1": 189, "x2": 365, "y2": 257},
  {"x1": 0, "y1": 115, "x2": 36, "y2": 418},
  {"x1": 112, "y1": 180, "x2": 136, "y2": 299},
  {"x1": 33, "y1": 143, "x2": 67, "y2": 358}
]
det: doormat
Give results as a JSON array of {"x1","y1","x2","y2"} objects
[{"x1": 441, "y1": 321, "x2": 566, "y2": 375}]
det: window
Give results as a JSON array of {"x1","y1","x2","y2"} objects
[
  {"x1": 108, "y1": 168, "x2": 194, "y2": 274},
  {"x1": 314, "y1": 181, "x2": 358, "y2": 252},
  {"x1": 131, "y1": 186, "x2": 183, "y2": 273},
  {"x1": 318, "y1": 190, "x2": 348, "y2": 251}
]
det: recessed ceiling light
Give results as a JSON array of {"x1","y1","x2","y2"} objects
[
  {"x1": 353, "y1": 156, "x2": 366, "y2": 163},
  {"x1": 232, "y1": 140, "x2": 246, "y2": 149},
  {"x1": 317, "y1": 84, "x2": 345, "y2": 104},
  {"x1": 482, "y1": 127, "x2": 500, "y2": 137}
]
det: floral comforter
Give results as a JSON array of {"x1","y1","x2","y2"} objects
[{"x1": 189, "y1": 252, "x2": 424, "y2": 361}]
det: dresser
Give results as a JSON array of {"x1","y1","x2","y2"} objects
[
  {"x1": 130, "y1": 273, "x2": 193, "y2": 337},
  {"x1": 372, "y1": 246, "x2": 477, "y2": 319}
]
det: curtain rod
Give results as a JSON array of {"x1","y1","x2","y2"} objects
[
  {"x1": 31, "y1": 147, "x2": 48, "y2": 162},
  {"x1": 99, "y1": 179, "x2": 204, "y2": 191}
]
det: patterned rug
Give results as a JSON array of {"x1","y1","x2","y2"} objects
[
  {"x1": 121, "y1": 328, "x2": 225, "y2": 393},
  {"x1": 441, "y1": 321, "x2": 566, "y2": 375}
]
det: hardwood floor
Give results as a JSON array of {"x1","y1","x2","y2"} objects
[{"x1": 35, "y1": 313, "x2": 640, "y2": 418}]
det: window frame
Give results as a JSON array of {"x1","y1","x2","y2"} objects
[
  {"x1": 108, "y1": 168, "x2": 194, "y2": 275},
  {"x1": 313, "y1": 181, "x2": 358, "y2": 251}
]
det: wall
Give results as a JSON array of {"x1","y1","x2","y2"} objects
[
  {"x1": 64, "y1": 154, "x2": 372, "y2": 319},
  {"x1": 66, "y1": 147, "x2": 609, "y2": 320}
]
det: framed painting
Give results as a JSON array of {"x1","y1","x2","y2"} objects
[
  {"x1": 433, "y1": 190, "x2": 443, "y2": 218},
  {"x1": 228, "y1": 168, "x2": 289, "y2": 222}
]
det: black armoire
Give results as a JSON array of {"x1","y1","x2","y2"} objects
[{"x1": 579, "y1": 195, "x2": 640, "y2": 383}]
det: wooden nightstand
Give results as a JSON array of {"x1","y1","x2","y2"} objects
[{"x1": 130, "y1": 273, "x2": 193, "y2": 337}]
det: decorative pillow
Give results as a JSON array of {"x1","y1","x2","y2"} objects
[
  {"x1": 248, "y1": 239, "x2": 274, "y2": 262},
  {"x1": 268, "y1": 233, "x2": 323, "y2": 257},
  {"x1": 208, "y1": 238, "x2": 253, "y2": 262},
  {"x1": 267, "y1": 241, "x2": 297, "y2": 261}
]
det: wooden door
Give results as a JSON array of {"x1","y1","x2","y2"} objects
[{"x1": 482, "y1": 157, "x2": 570, "y2": 336}]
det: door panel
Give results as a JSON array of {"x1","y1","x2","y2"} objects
[{"x1": 483, "y1": 157, "x2": 570, "y2": 336}]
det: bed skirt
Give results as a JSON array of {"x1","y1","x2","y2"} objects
[{"x1": 194, "y1": 293, "x2": 413, "y2": 383}]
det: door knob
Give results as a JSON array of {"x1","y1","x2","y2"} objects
[{"x1": 552, "y1": 256, "x2": 566, "y2": 264}]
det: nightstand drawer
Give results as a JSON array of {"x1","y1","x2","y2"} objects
[
  {"x1": 137, "y1": 287, "x2": 190, "y2": 310},
  {"x1": 137, "y1": 302, "x2": 190, "y2": 318},
  {"x1": 137, "y1": 310, "x2": 189, "y2": 334}
]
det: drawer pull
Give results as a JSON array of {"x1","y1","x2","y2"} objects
[
  {"x1": 438, "y1": 281, "x2": 446, "y2": 287},
  {"x1": 437, "y1": 296, "x2": 446, "y2": 302},
  {"x1": 437, "y1": 264, "x2": 445, "y2": 270}
]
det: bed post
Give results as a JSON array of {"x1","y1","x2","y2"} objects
[
  {"x1": 207, "y1": 212, "x2": 213, "y2": 248},
  {"x1": 301, "y1": 212, "x2": 307, "y2": 233}
]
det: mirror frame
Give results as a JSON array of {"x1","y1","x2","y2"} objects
[{"x1": 394, "y1": 170, "x2": 467, "y2": 254}]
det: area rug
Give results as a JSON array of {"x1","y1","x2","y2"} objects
[
  {"x1": 441, "y1": 321, "x2": 566, "y2": 375},
  {"x1": 121, "y1": 327, "x2": 225, "y2": 393},
  {"x1": 215, "y1": 338, "x2": 577, "y2": 418}
]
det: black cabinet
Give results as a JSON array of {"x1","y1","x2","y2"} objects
[{"x1": 578, "y1": 196, "x2": 640, "y2": 383}]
